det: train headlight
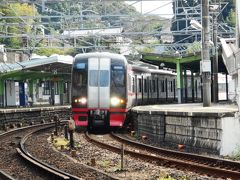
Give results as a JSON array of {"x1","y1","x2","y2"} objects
[
  {"x1": 78, "y1": 97, "x2": 87, "y2": 104},
  {"x1": 111, "y1": 97, "x2": 125, "y2": 106},
  {"x1": 75, "y1": 97, "x2": 87, "y2": 104}
]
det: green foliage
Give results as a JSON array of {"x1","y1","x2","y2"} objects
[
  {"x1": 34, "y1": 48, "x2": 76, "y2": 56},
  {"x1": 140, "y1": 46, "x2": 154, "y2": 53},
  {"x1": 186, "y1": 41, "x2": 201, "y2": 54},
  {"x1": 0, "y1": 3, "x2": 38, "y2": 48},
  {"x1": 231, "y1": 145, "x2": 240, "y2": 160},
  {"x1": 226, "y1": 9, "x2": 236, "y2": 27}
]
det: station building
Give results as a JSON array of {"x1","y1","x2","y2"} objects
[{"x1": 0, "y1": 54, "x2": 73, "y2": 107}]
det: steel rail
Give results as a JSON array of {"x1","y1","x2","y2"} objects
[
  {"x1": 111, "y1": 133, "x2": 240, "y2": 170},
  {"x1": 0, "y1": 170, "x2": 15, "y2": 180},
  {"x1": 18, "y1": 123, "x2": 81, "y2": 180},
  {"x1": 111, "y1": 133, "x2": 240, "y2": 179},
  {"x1": 84, "y1": 132, "x2": 240, "y2": 179},
  {"x1": 0, "y1": 122, "x2": 56, "y2": 180}
]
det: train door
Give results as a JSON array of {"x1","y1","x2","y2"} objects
[
  {"x1": 88, "y1": 57, "x2": 110, "y2": 108},
  {"x1": 135, "y1": 74, "x2": 137, "y2": 105}
]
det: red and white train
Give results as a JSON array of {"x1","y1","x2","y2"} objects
[{"x1": 71, "y1": 52, "x2": 202, "y2": 130}]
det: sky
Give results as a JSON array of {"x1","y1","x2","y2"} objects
[{"x1": 125, "y1": 1, "x2": 173, "y2": 19}]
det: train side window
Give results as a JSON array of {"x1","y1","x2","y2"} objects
[
  {"x1": 132, "y1": 77, "x2": 135, "y2": 92},
  {"x1": 149, "y1": 80, "x2": 152, "y2": 93},
  {"x1": 144, "y1": 79, "x2": 147, "y2": 93},
  {"x1": 128, "y1": 75, "x2": 131, "y2": 91},
  {"x1": 138, "y1": 79, "x2": 142, "y2": 93},
  {"x1": 152, "y1": 80, "x2": 156, "y2": 93},
  {"x1": 161, "y1": 80, "x2": 165, "y2": 92},
  {"x1": 89, "y1": 70, "x2": 98, "y2": 86}
]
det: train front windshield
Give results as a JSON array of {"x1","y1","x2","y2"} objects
[
  {"x1": 72, "y1": 61, "x2": 88, "y2": 107},
  {"x1": 111, "y1": 64, "x2": 126, "y2": 107}
]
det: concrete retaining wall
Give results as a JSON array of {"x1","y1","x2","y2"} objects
[
  {"x1": 131, "y1": 109, "x2": 238, "y2": 156},
  {"x1": 0, "y1": 106, "x2": 71, "y2": 128}
]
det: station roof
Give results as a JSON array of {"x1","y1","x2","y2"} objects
[
  {"x1": 0, "y1": 54, "x2": 73, "y2": 80},
  {"x1": 141, "y1": 52, "x2": 227, "y2": 73}
]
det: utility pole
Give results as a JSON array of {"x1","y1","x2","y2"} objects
[
  {"x1": 202, "y1": 0, "x2": 211, "y2": 107},
  {"x1": 212, "y1": 0, "x2": 218, "y2": 103}
]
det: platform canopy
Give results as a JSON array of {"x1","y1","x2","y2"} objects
[
  {"x1": 0, "y1": 55, "x2": 73, "y2": 81},
  {"x1": 141, "y1": 52, "x2": 227, "y2": 73}
]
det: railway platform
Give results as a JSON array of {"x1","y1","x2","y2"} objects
[{"x1": 131, "y1": 103, "x2": 239, "y2": 156}]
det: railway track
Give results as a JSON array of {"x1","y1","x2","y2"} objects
[
  {"x1": 0, "y1": 122, "x2": 80, "y2": 180},
  {"x1": 18, "y1": 123, "x2": 81, "y2": 180},
  {"x1": 84, "y1": 132, "x2": 240, "y2": 179}
]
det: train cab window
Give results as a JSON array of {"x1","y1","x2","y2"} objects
[
  {"x1": 72, "y1": 60, "x2": 88, "y2": 100},
  {"x1": 72, "y1": 62, "x2": 87, "y2": 87},
  {"x1": 111, "y1": 65, "x2": 125, "y2": 87}
]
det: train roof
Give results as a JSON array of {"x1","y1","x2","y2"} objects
[
  {"x1": 74, "y1": 52, "x2": 127, "y2": 61},
  {"x1": 129, "y1": 60, "x2": 176, "y2": 75},
  {"x1": 149, "y1": 68, "x2": 176, "y2": 76}
]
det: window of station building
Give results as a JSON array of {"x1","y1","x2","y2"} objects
[
  {"x1": 138, "y1": 79, "x2": 142, "y2": 93},
  {"x1": 54, "y1": 82, "x2": 59, "y2": 95},
  {"x1": 64, "y1": 82, "x2": 68, "y2": 93},
  {"x1": 170, "y1": 81, "x2": 173, "y2": 92},
  {"x1": 43, "y1": 81, "x2": 50, "y2": 95}
]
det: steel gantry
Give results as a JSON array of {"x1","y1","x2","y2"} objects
[{"x1": 0, "y1": 0, "x2": 234, "y2": 54}]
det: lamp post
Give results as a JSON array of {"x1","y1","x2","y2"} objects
[
  {"x1": 202, "y1": 0, "x2": 211, "y2": 107},
  {"x1": 212, "y1": 0, "x2": 218, "y2": 103}
]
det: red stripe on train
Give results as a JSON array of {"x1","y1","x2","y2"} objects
[
  {"x1": 72, "y1": 108, "x2": 128, "y2": 113},
  {"x1": 110, "y1": 113, "x2": 126, "y2": 127}
]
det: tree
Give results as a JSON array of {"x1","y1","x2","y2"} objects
[{"x1": 0, "y1": 3, "x2": 38, "y2": 49}]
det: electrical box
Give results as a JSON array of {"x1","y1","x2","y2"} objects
[
  {"x1": 200, "y1": 60, "x2": 211, "y2": 73},
  {"x1": 68, "y1": 119, "x2": 76, "y2": 131}
]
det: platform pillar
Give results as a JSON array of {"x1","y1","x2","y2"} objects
[
  {"x1": 59, "y1": 80, "x2": 64, "y2": 105},
  {"x1": 176, "y1": 60, "x2": 183, "y2": 103},
  {"x1": 0, "y1": 79, "x2": 4, "y2": 107},
  {"x1": 29, "y1": 80, "x2": 33, "y2": 101},
  {"x1": 184, "y1": 69, "x2": 188, "y2": 102},
  {"x1": 191, "y1": 71, "x2": 195, "y2": 102}
]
